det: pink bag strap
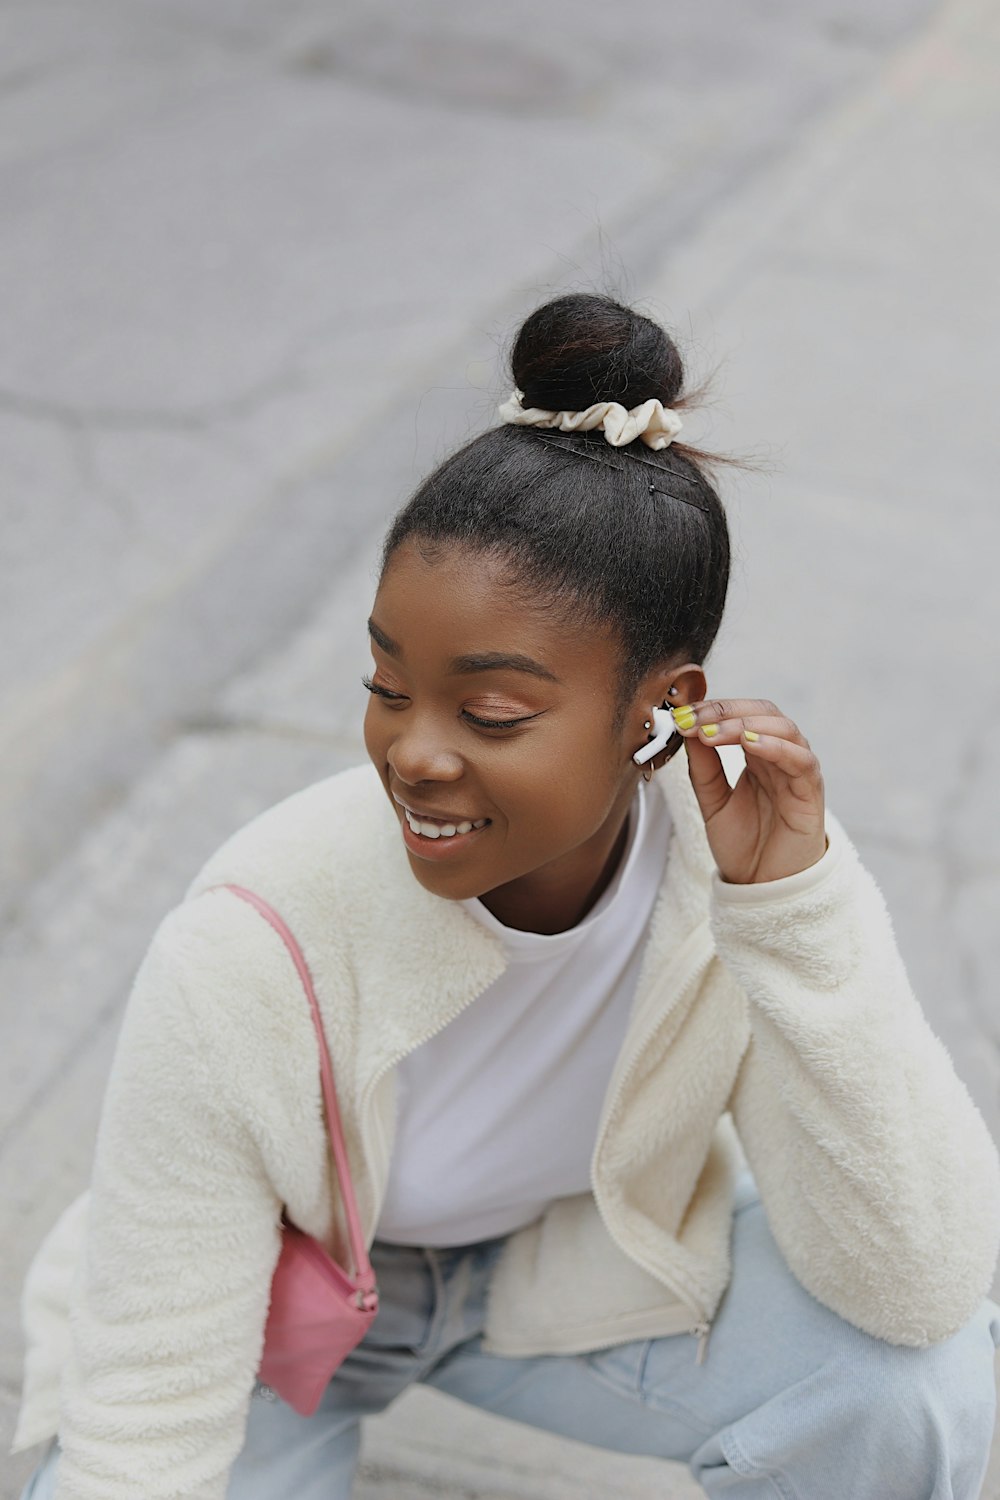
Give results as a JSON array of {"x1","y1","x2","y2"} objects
[{"x1": 211, "y1": 883, "x2": 375, "y2": 1294}]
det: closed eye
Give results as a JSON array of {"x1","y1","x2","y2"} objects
[
  {"x1": 363, "y1": 676, "x2": 540, "y2": 731},
  {"x1": 362, "y1": 674, "x2": 405, "y2": 702},
  {"x1": 462, "y1": 709, "x2": 541, "y2": 730}
]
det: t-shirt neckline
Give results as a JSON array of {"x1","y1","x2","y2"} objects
[{"x1": 461, "y1": 782, "x2": 656, "y2": 959}]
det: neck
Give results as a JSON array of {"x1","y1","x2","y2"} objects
[{"x1": 477, "y1": 794, "x2": 635, "y2": 935}]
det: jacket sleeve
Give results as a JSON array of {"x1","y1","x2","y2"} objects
[
  {"x1": 52, "y1": 896, "x2": 285, "y2": 1500},
  {"x1": 713, "y1": 815, "x2": 1000, "y2": 1347}
]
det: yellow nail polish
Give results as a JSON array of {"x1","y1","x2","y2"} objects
[
  {"x1": 702, "y1": 724, "x2": 718, "y2": 738},
  {"x1": 672, "y1": 705, "x2": 696, "y2": 730},
  {"x1": 743, "y1": 730, "x2": 759, "y2": 742}
]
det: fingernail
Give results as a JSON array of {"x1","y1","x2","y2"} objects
[
  {"x1": 672, "y1": 705, "x2": 696, "y2": 731},
  {"x1": 743, "y1": 730, "x2": 759, "y2": 742},
  {"x1": 701, "y1": 724, "x2": 718, "y2": 738}
]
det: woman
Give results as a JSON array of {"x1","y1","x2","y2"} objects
[{"x1": 15, "y1": 293, "x2": 1000, "y2": 1498}]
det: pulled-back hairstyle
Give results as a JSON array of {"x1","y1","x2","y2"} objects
[{"x1": 382, "y1": 294, "x2": 730, "y2": 716}]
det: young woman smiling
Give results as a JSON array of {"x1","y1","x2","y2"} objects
[{"x1": 15, "y1": 294, "x2": 1000, "y2": 1500}]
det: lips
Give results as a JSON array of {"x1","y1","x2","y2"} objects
[
  {"x1": 392, "y1": 793, "x2": 490, "y2": 841},
  {"x1": 404, "y1": 808, "x2": 489, "y2": 840}
]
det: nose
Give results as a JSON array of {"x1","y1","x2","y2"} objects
[{"x1": 387, "y1": 718, "x2": 464, "y2": 787}]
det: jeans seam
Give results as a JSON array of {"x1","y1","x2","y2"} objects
[
  {"x1": 421, "y1": 1246, "x2": 448, "y2": 1354},
  {"x1": 720, "y1": 1427, "x2": 799, "y2": 1500}
]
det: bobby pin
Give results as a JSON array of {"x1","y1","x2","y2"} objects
[{"x1": 531, "y1": 432, "x2": 711, "y2": 514}]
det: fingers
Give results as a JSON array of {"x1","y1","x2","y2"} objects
[
  {"x1": 737, "y1": 733, "x2": 824, "y2": 798},
  {"x1": 669, "y1": 698, "x2": 826, "y2": 879},
  {"x1": 671, "y1": 700, "x2": 807, "y2": 750}
]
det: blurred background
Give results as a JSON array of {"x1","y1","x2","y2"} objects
[{"x1": 2, "y1": 1, "x2": 998, "y2": 1495}]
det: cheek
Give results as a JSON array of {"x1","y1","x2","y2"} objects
[
  {"x1": 363, "y1": 701, "x2": 387, "y2": 772},
  {"x1": 500, "y1": 728, "x2": 622, "y2": 828}
]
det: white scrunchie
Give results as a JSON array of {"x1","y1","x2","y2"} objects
[{"x1": 497, "y1": 388, "x2": 683, "y2": 450}]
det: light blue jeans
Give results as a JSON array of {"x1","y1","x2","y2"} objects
[{"x1": 21, "y1": 1173, "x2": 1000, "y2": 1499}]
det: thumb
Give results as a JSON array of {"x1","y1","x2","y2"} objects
[{"x1": 683, "y1": 735, "x2": 732, "y2": 824}]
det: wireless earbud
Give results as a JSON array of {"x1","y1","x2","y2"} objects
[{"x1": 633, "y1": 705, "x2": 678, "y2": 766}]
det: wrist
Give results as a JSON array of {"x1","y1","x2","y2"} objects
[
  {"x1": 721, "y1": 834, "x2": 829, "y2": 886},
  {"x1": 713, "y1": 830, "x2": 839, "y2": 904}
]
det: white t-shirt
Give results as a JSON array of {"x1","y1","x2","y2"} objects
[{"x1": 374, "y1": 782, "x2": 672, "y2": 1246}]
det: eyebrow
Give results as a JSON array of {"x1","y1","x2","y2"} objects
[
  {"x1": 448, "y1": 651, "x2": 561, "y2": 684},
  {"x1": 367, "y1": 619, "x2": 561, "y2": 685},
  {"x1": 368, "y1": 618, "x2": 401, "y2": 656}
]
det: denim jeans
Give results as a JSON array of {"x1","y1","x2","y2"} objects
[{"x1": 20, "y1": 1173, "x2": 1000, "y2": 1499}]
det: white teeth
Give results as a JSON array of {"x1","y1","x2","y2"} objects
[{"x1": 403, "y1": 808, "x2": 487, "y2": 840}]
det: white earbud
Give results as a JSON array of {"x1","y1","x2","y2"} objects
[{"x1": 633, "y1": 705, "x2": 678, "y2": 766}]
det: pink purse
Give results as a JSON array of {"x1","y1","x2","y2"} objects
[{"x1": 217, "y1": 884, "x2": 379, "y2": 1417}]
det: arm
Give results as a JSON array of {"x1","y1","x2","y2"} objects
[
  {"x1": 713, "y1": 823, "x2": 1000, "y2": 1343},
  {"x1": 667, "y1": 697, "x2": 1000, "y2": 1345},
  {"x1": 53, "y1": 895, "x2": 284, "y2": 1500}
]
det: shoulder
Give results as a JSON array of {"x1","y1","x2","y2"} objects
[
  {"x1": 185, "y1": 762, "x2": 403, "y2": 908},
  {"x1": 134, "y1": 763, "x2": 418, "y2": 1038},
  {"x1": 116, "y1": 766, "x2": 416, "y2": 1094},
  {"x1": 173, "y1": 762, "x2": 473, "y2": 1008}
]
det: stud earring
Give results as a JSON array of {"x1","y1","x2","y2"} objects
[
  {"x1": 667, "y1": 686, "x2": 679, "y2": 697},
  {"x1": 643, "y1": 719, "x2": 651, "y2": 730}
]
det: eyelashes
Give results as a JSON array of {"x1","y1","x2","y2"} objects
[
  {"x1": 361, "y1": 675, "x2": 539, "y2": 731},
  {"x1": 465, "y1": 711, "x2": 536, "y2": 730},
  {"x1": 361, "y1": 674, "x2": 403, "y2": 702}
]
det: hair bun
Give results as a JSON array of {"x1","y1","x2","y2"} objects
[{"x1": 510, "y1": 293, "x2": 684, "y2": 415}]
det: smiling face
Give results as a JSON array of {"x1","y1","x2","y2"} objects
[{"x1": 364, "y1": 539, "x2": 698, "y2": 934}]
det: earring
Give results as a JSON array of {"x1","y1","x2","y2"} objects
[
  {"x1": 643, "y1": 719, "x2": 651, "y2": 730},
  {"x1": 667, "y1": 686, "x2": 679, "y2": 697},
  {"x1": 642, "y1": 761, "x2": 655, "y2": 783}
]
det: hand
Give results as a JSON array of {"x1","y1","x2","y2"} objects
[{"x1": 669, "y1": 698, "x2": 827, "y2": 884}]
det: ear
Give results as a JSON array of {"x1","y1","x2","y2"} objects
[
  {"x1": 627, "y1": 661, "x2": 707, "y2": 768},
  {"x1": 637, "y1": 660, "x2": 707, "y2": 718},
  {"x1": 658, "y1": 661, "x2": 706, "y2": 708}
]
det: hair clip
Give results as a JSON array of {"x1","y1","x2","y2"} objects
[
  {"x1": 532, "y1": 433, "x2": 627, "y2": 472},
  {"x1": 530, "y1": 432, "x2": 711, "y2": 513}
]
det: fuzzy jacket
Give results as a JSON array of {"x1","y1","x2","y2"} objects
[{"x1": 13, "y1": 757, "x2": 1000, "y2": 1500}]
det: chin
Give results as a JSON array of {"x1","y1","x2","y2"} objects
[{"x1": 404, "y1": 854, "x2": 485, "y2": 903}]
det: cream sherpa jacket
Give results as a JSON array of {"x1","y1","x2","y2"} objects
[{"x1": 13, "y1": 758, "x2": 1000, "y2": 1500}]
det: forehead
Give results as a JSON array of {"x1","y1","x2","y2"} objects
[{"x1": 373, "y1": 539, "x2": 616, "y2": 679}]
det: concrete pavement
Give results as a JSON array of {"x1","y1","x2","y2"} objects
[{"x1": 3, "y1": 0, "x2": 998, "y2": 1494}]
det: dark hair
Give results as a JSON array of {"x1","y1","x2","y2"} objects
[{"x1": 382, "y1": 294, "x2": 730, "y2": 716}]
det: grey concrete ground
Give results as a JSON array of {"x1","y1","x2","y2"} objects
[{"x1": 2, "y1": 0, "x2": 998, "y2": 1495}]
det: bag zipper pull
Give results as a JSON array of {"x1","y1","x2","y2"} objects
[{"x1": 691, "y1": 1320, "x2": 711, "y2": 1365}]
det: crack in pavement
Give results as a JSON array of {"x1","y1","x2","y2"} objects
[{"x1": 0, "y1": 359, "x2": 319, "y2": 434}]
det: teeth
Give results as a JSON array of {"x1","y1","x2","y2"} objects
[{"x1": 403, "y1": 808, "x2": 488, "y2": 840}]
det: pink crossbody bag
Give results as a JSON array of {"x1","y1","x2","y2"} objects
[{"x1": 216, "y1": 884, "x2": 379, "y2": 1417}]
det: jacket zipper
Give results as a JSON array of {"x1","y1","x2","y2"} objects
[
  {"x1": 360, "y1": 985, "x2": 716, "y2": 1363},
  {"x1": 590, "y1": 932, "x2": 716, "y2": 1365},
  {"x1": 359, "y1": 925, "x2": 718, "y2": 1364}
]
